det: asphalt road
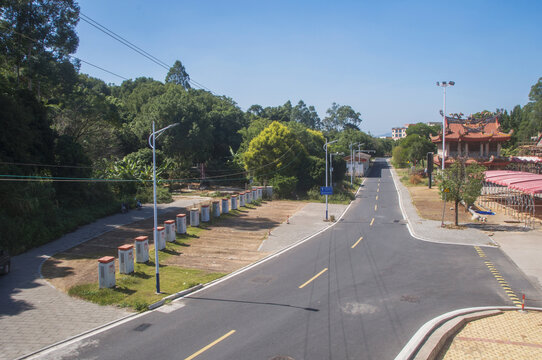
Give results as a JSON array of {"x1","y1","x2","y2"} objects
[{"x1": 39, "y1": 159, "x2": 542, "y2": 360}]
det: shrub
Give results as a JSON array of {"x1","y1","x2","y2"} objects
[
  {"x1": 409, "y1": 174, "x2": 422, "y2": 185},
  {"x1": 270, "y1": 175, "x2": 297, "y2": 198}
]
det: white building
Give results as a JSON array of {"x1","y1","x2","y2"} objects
[{"x1": 344, "y1": 151, "x2": 372, "y2": 177}]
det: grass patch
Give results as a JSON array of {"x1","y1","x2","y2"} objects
[{"x1": 68, "y1": 262, "x2": 225, "y2": 311}]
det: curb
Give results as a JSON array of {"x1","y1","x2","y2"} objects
[
  {"x1": 388, "y1": 160, "x2": 497, "y2": 248},
  {"x1": 394, "y1": 306, "x2": 542, "y2": 360},
  {"x1": 148, "y1": 284, "x2": 204, "y2": 310}
]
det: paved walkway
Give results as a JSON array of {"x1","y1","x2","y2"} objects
[
  {"x1": 438, "y1": 310, "x2": 542, "y2": 359},
  {"x1": 0, "y1": 196, "x2": 208, "y2": 360},
  {"x1": 259, "y1": 202, "x2": 348, "y2": 252}
]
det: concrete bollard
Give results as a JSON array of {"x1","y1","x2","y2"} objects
[
  {"x1": 98, "y1": 256, "x2": 116, "y2": 289},
  {"x1": 164, "y1": 220, "x2": 176, "y2": 242},
  {"x1": 257, "y1": 187, "x2": 263, "y2": 199},
  {"x1": 190, "y1": 208, "x2": 200, "y2": 227},
  {"x1": 201, "y1": 204, "x2": 210, "y2": 222},
  {"x1": 265, "y1": 186, "x2": 273, "y2": 199},
  {"x1": 118, "y1": 244, "x2": 134, "y2": 274},
  {"x1": 176, "y1": 214, "x2": 187, "y2": 234},
  {"x1": 239, "y1": 192, "x2": 246, "y2": 207},
  {"x1": 252, "y1": 189, "x2": 258, "y2": 202},
  {"x1": 212, "y1": 201, "x2": 220, "y2": 217},
  {"x1": 222, "y1": 198, "x2": 229, "y2": 214},
  {"x1": 156, "y1": 226, "x2": 166, "y2": 250},
  {"x1": 134, "y1": 236, "x2": 149, "y2": 263},
  {"x1": 246, "y1": 190, "x2": 252, "y2": 204},
  {"x1": 231, "y1": 195, "x2": 238, "y2": 210}
]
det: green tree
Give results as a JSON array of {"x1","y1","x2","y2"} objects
[
  {"x1": 165, "y1": 60, "x2": 191, "y2": 89},
  {"x1": 50, "y1": 74, "x2": 120, "y2": 161},
  {"x1": 243, "y1": 121, "x2": 307, "y2": 184},
  {"x1": 406, "y1": 123, "x2": 440, "y2": 140},
  {"x1": 322, "y1": 102, "x2": 362, "y2": 131},
  {"x1": 290, "y1": 100, "x2": 321, "y2": 129},
  {"x1": 392, "y1": 146, "x2": 408, "y2": 168},
  {"x1": 0, "y1": 0, "x2": 80, "y2": 96},
  {"x1": 399, "y1": 134, "x2": 436, "y2": 166},
  {"x1": 439, "y1": 161, "x2": 485, "y2": 226}
]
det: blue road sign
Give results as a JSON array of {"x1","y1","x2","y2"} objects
[{"x1": 320, "y1": 186, "x2": 333, "y2": 195}]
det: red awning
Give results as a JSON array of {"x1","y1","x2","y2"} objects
[{"x1": 485, "y1": 170, "x2": 542, "y2": 194}]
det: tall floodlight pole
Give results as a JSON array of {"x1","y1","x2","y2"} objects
[
  {"x1": 323, "y1": 139, "x2": 337, "y2": 221},
  {"x1": 436, "y1": 81, "x2": 454, "y2": 170},
  {"x1": 148, "y1": 121, "x2": 179, "y2": 294}
]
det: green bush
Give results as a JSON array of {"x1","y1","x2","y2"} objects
[
  {"x1": 136, "y1": 185, "x2": 172, "y2": 203},
  {"x1": 270, "y1": 175, "x2": 297, "y2": 198}
]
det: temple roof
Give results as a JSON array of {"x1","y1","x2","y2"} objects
[{"x1": 430, "y1": 114, "x2": 512, "y2": 143}]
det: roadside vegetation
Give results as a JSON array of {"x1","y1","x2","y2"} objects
[{"x1": 0, "y1": 2, "x2": 392, "y2": 255}]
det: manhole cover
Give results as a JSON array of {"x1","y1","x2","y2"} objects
[
  {"x1": 269, "y1": 356, "x2": 294, "y2": 360},
  {"x1": 133, "y1": 323, "x2": 152, "y2": 332}
]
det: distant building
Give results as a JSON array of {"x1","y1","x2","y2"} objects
[
  {"x1": 427, "y1": 122, "x2": 441, "y2": 127},
  {"x1": 391, "y1": 124, "x2": 413, "y2": 141},
  {"x1": 430, "y1": 114, "x2": 512, "y2": 169},
  {"x1": 344, "y1": 151, "x2": 372, "y2": 176}
]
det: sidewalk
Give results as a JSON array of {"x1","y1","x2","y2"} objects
[{"x1": 0, "y1": 196, "x2": 209, "y2": 360}]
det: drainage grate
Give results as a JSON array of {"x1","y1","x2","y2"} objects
[{"x1": 133, "y1": 323, "x2": 152, "y2": 332}]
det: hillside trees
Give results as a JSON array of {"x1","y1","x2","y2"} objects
[{"x1": 0, "y1": 0, "x2": 80, "y2": 96}]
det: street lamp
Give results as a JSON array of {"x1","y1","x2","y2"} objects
[
  {"x1": 349, "y1": 143, "x2": 355, "y2": 185},
  {"x1": 148, "y1": 121, "x2": 179, "y2": 294},
  {"x1": 323, "y1": 139, "x2": 338, "y2": 221},
  {"x1": 329, "y1": 152, "x2": 343, "y2": 188},
  {"x1": 436, "y1": 81, "x2": 455, "y2": 170},
  {"x1": 356, "y1": 143, "x2": 365, "y2": 178}
]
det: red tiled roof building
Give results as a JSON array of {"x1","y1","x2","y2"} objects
[{"x1": 430, "y1": 114, "x2": 512, "y2": 169}]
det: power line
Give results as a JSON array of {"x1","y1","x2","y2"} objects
[
  {"x1": 79, "y1": 12, "x2": 214, "y2": 93},
  {"x1": 0, "y1": 23, "x2": 129, "y2": 81},
  {"x1": 80, "y1": 13, "x2": 171, "y2": 69}
]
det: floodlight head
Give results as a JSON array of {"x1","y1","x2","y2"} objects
[
  {"x1": 449, "y1": 81, "x2": 455, "y2": 86},
  {"x1": 442, "y1": 81, "x2": 447, "y2": 85},
  {"x1": 436, "y1": 82, "x2": 440, "y2": 86}
]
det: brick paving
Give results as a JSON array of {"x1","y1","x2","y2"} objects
[{"x1": 439, "y1": 310, "x2": 542, "y2": 359}]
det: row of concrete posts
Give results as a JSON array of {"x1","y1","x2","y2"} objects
[{"x1": 98, "y1": 186, "x2": 272, "y2": 288}]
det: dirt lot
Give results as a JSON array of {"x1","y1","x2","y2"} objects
[
  {"x1": 408, "y1": 186, "x2": 473, "y2": 224},
  {"x1": 42, "y1": 200, "x2": 304, "y2": 292}
]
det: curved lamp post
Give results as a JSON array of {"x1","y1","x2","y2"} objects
[
  {"x1": 148, "y1": 121, "x2": 179, "y2": 294},
  {"x1": 436, "y1": 81, "x2": 455, "y2": 170}
]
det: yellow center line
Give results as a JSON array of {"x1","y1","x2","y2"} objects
[
  {"x1": 185, "y1": 330, "x2": 236, "y2": 360},
  {"x1": 370, "y1": 218, "x2": 375, "y2": 226},
  {"x1": 351, "y1": 237, "x2": 363, "y2": 249},
  {"x1": 299, "y1": 268, "x2": 328, "y2": 289},
  {"x1": 377, "y1": 188, "x2": 379, "y2": 193},
  {"x1": 376, "y1": 195, "x2": 378, "y2": 201}
]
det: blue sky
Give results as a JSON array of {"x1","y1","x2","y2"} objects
[{"x1": 75, "y1": 0, "x2": 542, "y2": 136}]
